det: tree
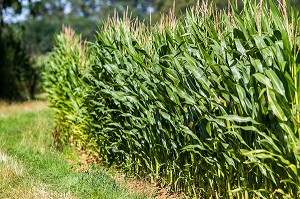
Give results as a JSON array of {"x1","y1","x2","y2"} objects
[
  {"x1": 0, "y1": 0, "x2": 22, "y2": 27},
  {"x1": 0, "y1": 25, "x2": 33, "y2": 100},
  {"x1": 0, "y1": 0, "x2": 37, "y2": 100},
  {"x1": 23, "y1": 0, "x2": 101, "y2": 55}
]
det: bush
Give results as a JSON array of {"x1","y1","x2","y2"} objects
[{"x1": 0, "y1": 25, "x2": 36, "y2": 100}]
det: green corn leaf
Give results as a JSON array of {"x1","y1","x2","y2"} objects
[
  {"x1": 253, "y1": 73, "x2": 272, "y2": 88},
  {"x1": 265, "y1": 69, "x2": 285, "y2": 97},
  {"x1": 218, "y1": 115, "x2": 259, "y2": 124},
  {"x1": 267, "y1": 88, "x2": 287, "y2": 121}
]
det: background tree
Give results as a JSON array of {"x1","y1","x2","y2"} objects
[
  {"x1": 0, "y1": 0, "x2": 22, "y2": 27},
  {"x1": 0, "y1": 25, "x2": 33, "y2": 100},
  {"x1": 21, "y1": 0, "x2": 246, "y2": 56},
  {"x1": 0, "y1": 0, "x2": 36, "y2": 100}
]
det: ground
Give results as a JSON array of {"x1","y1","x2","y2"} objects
[{"x1": 0, "y1": 98, "x2": 183, "y2": 199}]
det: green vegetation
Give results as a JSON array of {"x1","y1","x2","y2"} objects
[
  {"x1": 0, "y1": 101, "x2": 152, "y2": 198},
  {"x1": 2, "y1": 0, "x2": 296, "y2": 101},
  {"x1": 44, "y1": 0, "x2": 300, "y2": 198},
  {"x1": 0, "y1": 25, "x2": 36, "y2": 100}
]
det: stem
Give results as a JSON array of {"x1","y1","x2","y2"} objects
[
  {"x1": 293, "y1": 60, "x2": 300, "y2": 138},
  {"x1": 293, "y1": 23, "x2": 300, "y2": 138}
]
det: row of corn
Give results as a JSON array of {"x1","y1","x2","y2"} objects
[{"x1": 44, "y1": 1, "x2": 300, "y2": 198}]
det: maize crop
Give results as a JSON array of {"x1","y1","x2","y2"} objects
[{"x1": 44, "y1": 1, "x2": 300, "y2": 197}]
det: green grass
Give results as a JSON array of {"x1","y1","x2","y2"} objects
[{"x1": 0, "y1": 104, "x2": 153, "y2": 199}]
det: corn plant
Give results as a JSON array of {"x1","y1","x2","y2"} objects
[
  {"x1": 45, "y1": 0, "x2": 300, "y2": 198},
  {"x1": 43, "y1": 26, "x2": 91, "y2": 148}
]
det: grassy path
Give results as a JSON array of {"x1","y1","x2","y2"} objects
[{"x1": 0, "y1": 100, "x2": 153, "y2": 199}]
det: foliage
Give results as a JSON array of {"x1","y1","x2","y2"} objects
[
  {"x1": 0, "y1": 25, "x2": 35, "y2": 100},
  {"x1": 23, "y1": 16, "x2": 97, "y2": 54},
  {"x1": 29, "y1": 54, "x2": 49, "y2": 94},
  {"x1": 45, "y1": 0, "x2": 300, "y2": 198},
  {"x1": 21, "y1": 0, "x2": 238, "y2": 55},
  {"x1": 0, "y1": 0, "x2": 39, "y2": 101},
  {"x1": 44, "y1": 26, "x2": 90, "y2": 148}
]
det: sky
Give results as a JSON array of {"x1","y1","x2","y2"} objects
[
  {"x1": 3, "y1": 0, "x2": 154, "y2": 23},
  {"x1": 4, "y1": 8, "x2": 29, "y2": 23},
  {"x1": 3, "y1": 0, "x2": 71, "y2": 23}
]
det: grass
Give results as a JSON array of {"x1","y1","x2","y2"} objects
[{"x1": 0, "y1": 100, "x2": 155, "y2": 199}]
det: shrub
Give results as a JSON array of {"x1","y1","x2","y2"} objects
[{"x1": 0, "y1": 25, "x2": 35, "y2": 100}]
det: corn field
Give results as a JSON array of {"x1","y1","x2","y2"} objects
[{"x1": 44, "y1": 0, "x2": 300, "y2": 198}]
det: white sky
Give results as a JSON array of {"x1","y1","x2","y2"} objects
[
  {"x1": 3, "y1": 0, "x2": 32, "y2": 23},
  {"x1": 4, "y1": 8, "x2": 29, "y2": 23}
]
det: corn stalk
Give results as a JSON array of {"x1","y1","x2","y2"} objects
[{"x1": 44, "y1": 1, "x2": 300, "y2": 198}]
